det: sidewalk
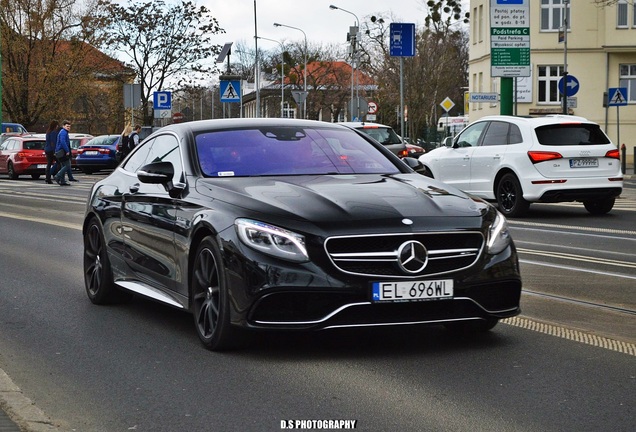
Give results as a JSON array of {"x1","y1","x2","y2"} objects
[{"x1": 0, "y1": 368, "x2": 60, "y2": 432}]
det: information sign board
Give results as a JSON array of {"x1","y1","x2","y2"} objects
[{"x1": 490, "y1": 0, "x2": 530, "y2": 77}]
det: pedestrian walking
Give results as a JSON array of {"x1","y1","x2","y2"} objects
[
  {"x1": 128, "y1": 125, "x2": 142, "y2": 152},
  {"x1": 53, "y1": 120, "x2": 72, "y2": 186},
  {"x1": 44, "y1": 120, "x2": 60, "y2": 184},
  {"x1": 119, "y1": 124, "x2": 132, "y2": 160}
]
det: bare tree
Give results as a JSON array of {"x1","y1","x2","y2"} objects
[
  {"x1": 0, "y1": 0, "x2": 113, "y2": 129},
  {"x1": 91, "y1": 0, "x2": 225, "y2": 125},
  {"x1": 360, "y1": 0, "x2": 469, "y2": 142}
]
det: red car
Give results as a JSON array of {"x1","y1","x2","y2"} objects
[
  {"x1": 31, "y1": 133, "x2": 94, "y2": 167},
  {"x1": 0, "y1": 134, "x2": 47, "y2": 179}
]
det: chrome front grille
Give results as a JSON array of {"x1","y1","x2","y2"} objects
[{"x1": 324, "y1": 232, "x2": 484, "y2": 278}]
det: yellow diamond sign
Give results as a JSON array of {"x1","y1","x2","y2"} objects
[{"x1": 440, "y1": 97, "x2": 455, "y2": 112}]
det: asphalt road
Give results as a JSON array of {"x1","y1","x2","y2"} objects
[{"x1": 0, "y1": 173, "x2": 634, "y2": 432}]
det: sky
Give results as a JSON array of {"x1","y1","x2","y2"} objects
[{"x1": 205, "y1": 0, "x2": 462, "y2": 53}]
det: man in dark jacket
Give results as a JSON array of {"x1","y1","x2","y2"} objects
[
  {"x1": 53, "y1": 120, "x2": 72, "y2": 186},
  {"x1": 128, "y1": 125, "x2": 142, "y2": 152}
]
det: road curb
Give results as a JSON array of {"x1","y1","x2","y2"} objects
[{"x1": 0, "y1": 369, "x2": 62, "y2": 432}]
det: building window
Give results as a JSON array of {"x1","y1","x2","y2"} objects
[
  {"x1": 633, "y1": 2, "x2": 636, "y2": 27},
  {"x1": 472, "y1": 6, "x2": 477, "y2": 43},
  {"x1": 479, "y1": 5, "x2": 484, "y2": 42},
  {"x1": 619, "y1": 64, "x2": 636, "y2": 103},
  {"x1": 617, "y1": 0, "x2": 628, "y2": 28},
  {"x1": 538, "y1": 65, "x2": 563, "y2": 104},
  {"x1": 540, "y1": 0, "x2": 570, "y2": 32},
  {"x1": 282, "y1": 102, "x2": 296, "y2": 119}
]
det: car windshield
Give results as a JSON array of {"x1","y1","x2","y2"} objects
[
  {"x1": 195, "y1": 126, "x2": 401, "y2": 177},
  {"x1": 535, "y1": 124, "x2": 611, "y2": 145},
  {"x1": 23, "y1": 140, "x2": 46, "y2": 150}
]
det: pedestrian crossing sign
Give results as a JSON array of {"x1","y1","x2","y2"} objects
[
  {"x1": 607, "y1": 87, "x2": 628, "y2": 107},
  {"x1": 220, "y1": 80, "x2": 241, "y2": 103}
]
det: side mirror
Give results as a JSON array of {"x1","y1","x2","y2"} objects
[
  {"x1": 137, "y1": 161, "x2": 174, "y2": 184},
  {"x1": 402, "y1": 156, "x2": 424, "y2": 172}
]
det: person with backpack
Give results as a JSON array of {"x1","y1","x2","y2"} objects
[{"x1": 128, "y1": 125, "x2": 142, "y2": 152}]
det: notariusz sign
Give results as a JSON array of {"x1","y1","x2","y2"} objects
[{"x1": 469, "y1": 93, "x2": 499, "y2": 103}]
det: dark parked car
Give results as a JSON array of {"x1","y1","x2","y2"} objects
[
  {"x1": 0, "y1": 134, "x2": 47, "y2": 179},
  {"x1": 339, "y1": 122, "x2": 409, "y2": 158},
  {"x1": 83, "y1": 118, "x2": 522, "y2": 351},
  {"x1": 76, "y1": 134, "x2": 120, "y2": 173}
]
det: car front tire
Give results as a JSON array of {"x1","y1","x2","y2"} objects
[
  {"x1": 191, "y1": 237, "x2": 242, "y2": 351},
  {"x1": 583, "y1": 197, "x2": 615, "y2": 215},
  {"x1": 496, "y1": 173, "x2": 530, "y2": 217}
]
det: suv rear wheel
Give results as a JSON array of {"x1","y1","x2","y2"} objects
[
  {"x1": 496, "y1": 173, "x2": 530, "y2": 217},
  {"x1": 583, "y1": 197, "x2": 615, "y2": 215}
]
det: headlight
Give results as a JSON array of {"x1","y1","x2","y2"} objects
[
  {"x1": 486, "y1": 210, "x2": 511, "y2": 255},
  {"x1": 235, "y1": 219, "x2": 308, "y2": 262}
]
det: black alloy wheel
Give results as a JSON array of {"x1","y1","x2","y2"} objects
[
  {"x1": 583, "y1": 197, "x2": 615, "y2": 215},
  {"x1": 191, "y1": 237, "x2": 241, "y2": 351},
  {"x1": 496, "y1": 173, "x2": 530, "y2": 217},
  {"x1": 84, "y1": 218, "x2": 130, "y2": 304}
]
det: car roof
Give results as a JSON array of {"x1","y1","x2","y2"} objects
[
  {"x1": 337, "y1": 121, "x2": 394, "y2": 129},
  {"x1": 147, "y1": 118, "x2": 353, "y2": 138},
  {"x1": 475, "y1": 114, "x2": 595, "y2": 127},
  {"x1": 3, "y1": 133, "x2": 42, "y2": 140}
]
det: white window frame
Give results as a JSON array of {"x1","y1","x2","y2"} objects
[
  {"x1": 619, "y1": 64, "x2": 636, "y2": 103},
  {"x1": 537, "y1": 65, "x2": 563, "y2": 104},
  {"x1": 282, "y1": 101, "x2": 296, "y2": 119},
  {"x1": 540, "y1": 0, "x2": 570, "y2": 32},
  {"x1": 617, "y1": 0, "x2": 628, "y2": 28}
]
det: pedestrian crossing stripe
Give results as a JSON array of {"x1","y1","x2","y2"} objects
[
  {"x1": 220, "y1": 80, "x2": 240, "y2": 102},
  {"x1": 608, "y1": 87, "x2": 628, "y2": 106}
]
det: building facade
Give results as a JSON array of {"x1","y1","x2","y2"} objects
[{"x1": 469, "y1": 0, "x2": 636, "y2": 164}]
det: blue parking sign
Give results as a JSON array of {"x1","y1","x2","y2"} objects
[{"x1": 153, "y1": 91, "x2": 172, "y2": 110}]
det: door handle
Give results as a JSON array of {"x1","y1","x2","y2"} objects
[{"x1": 129, "y1": 183, "x2": 140, "y2": 193}]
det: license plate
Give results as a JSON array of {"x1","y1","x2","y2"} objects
[
  {"x1": 569, "y1": 158, "x2": 598, "y2": 168},
  {"x1": 372, "y1": 279, "x2": 453, "y2": 302},
  {"x1": 36, "y1": 164, "x2": 47, "y2": 168},
  {"x1": 84, "y1": 151, "x2": 99, "y2": 156}
]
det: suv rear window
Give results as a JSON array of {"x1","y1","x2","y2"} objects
[
  {"x1": 358, "y1": 126, "x2": 402, "y2": 145},
  {"x1": 535, "y1": 124, "x2": 611, "y2": 146}
]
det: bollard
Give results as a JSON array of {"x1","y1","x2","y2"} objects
[{"x1": 620, "y1": 144, "x2": 626, "y2": 174}]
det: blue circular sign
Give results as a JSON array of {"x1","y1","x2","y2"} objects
[{"x1": 558, "y1": 75, "x2": 580, "y2": 97}]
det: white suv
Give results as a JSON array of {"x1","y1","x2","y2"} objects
[{"x1": 418, "y1": 115, "x2": 623, "y2": 217}]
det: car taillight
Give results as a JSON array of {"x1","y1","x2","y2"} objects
[
  {"x1": 398, "y1": 149, "x2": 409, "y2": 158},
  {"x1": 527, "y1": 151, "x2": 563, "y2": 164},
  {"x1": 605, "y1": 149, "x2": 620, "y2": 159}
]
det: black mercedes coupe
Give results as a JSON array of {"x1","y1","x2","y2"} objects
[{"x1": 83, "y1": 118, "x2": 521, "y2": 351}]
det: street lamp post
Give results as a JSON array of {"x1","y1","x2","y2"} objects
[
  {"x1": 257, "y1": 37, "x2": 285, "y2": 118},
  {"x1": 330, "y1": 4, "x2": 359, "y2": 122},
  {"x1": 273, "y1": 22, "x2": 307, "y2": 119}
]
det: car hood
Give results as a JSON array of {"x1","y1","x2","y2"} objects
[{"x1": 195, "y1": 174, "x2": 489, "y2": 229}]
